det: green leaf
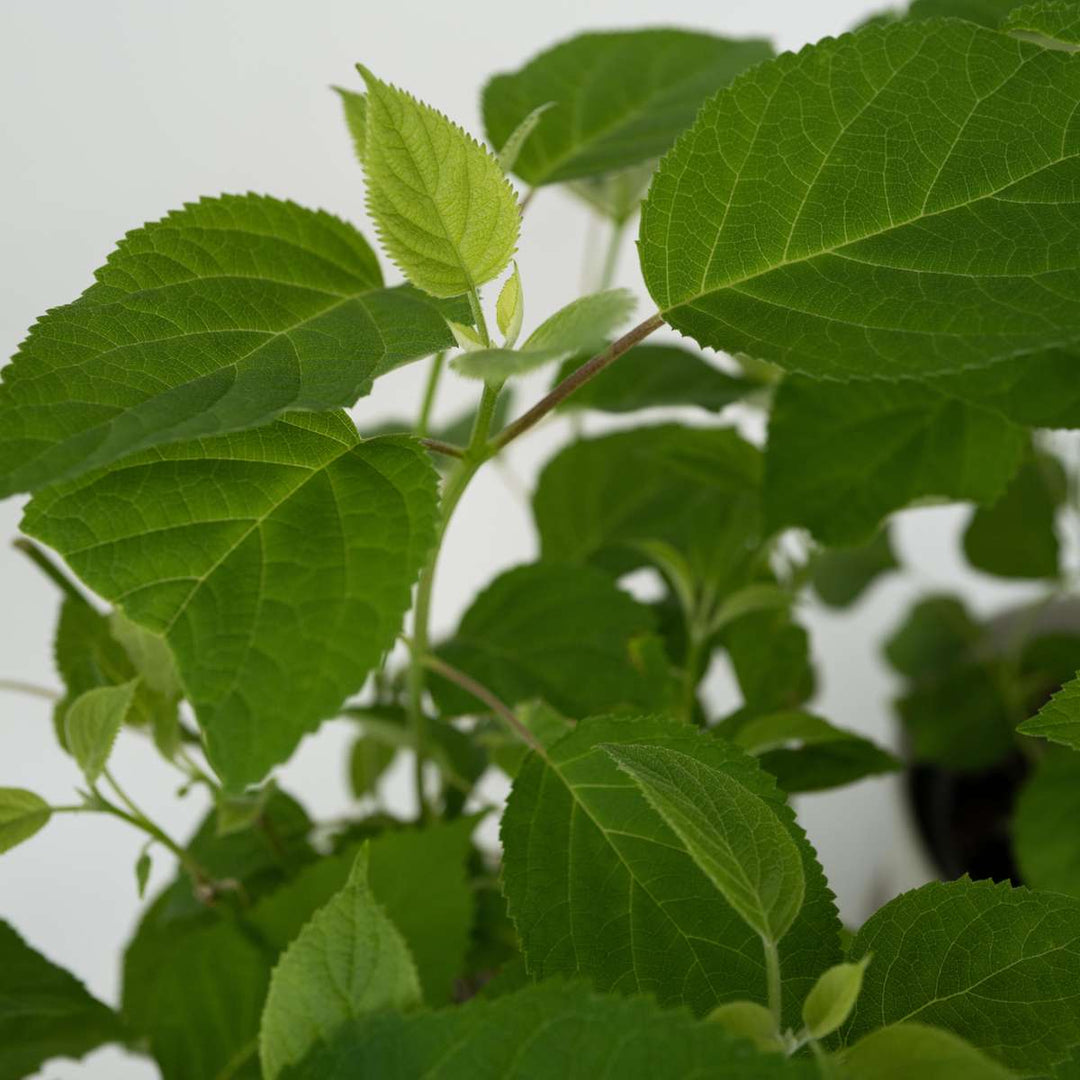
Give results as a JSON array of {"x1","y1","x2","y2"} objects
[
  {"x1": 108, "y1": 610, "x2": 183, "y2": 702},
  {"x1": 843, "y1": 1022, "x2": 1014, "y2": 1079},
  {"x1": 1019, "y1": 670, "x2": 1080, "y2": 748},
  {"x1": 811, "y1": 528, "x2": 899, "y2": 609},
  {"x1": 884, "y1": 594, "x2": 980, "y2": 682},
  {"x1": 0, "y1": 193, "x2": 455, "y2": 496},
  {"x1": 349, "y1": 735, "x2": 396, "y2": 798},
  {"x1": 566, "y1": 162, "x2": 659, "y2": 224},
  {"x1": 765, "y1": 375, "x2": 1026, "y2": 545},
  {"x1": 451, "y1": 288, "x2": 635, "y2": 382},
  {"x1": 483, "y1": 698, "x2": 573, "y2": 779},
  {"x1": 604, "y1": 742, "x2": 806, "y2": 943},
  {"x1": 0, "y1": 788, "x2": 51, "y2": 854},
  {"x1": 706, "y1": 1000, "x2": 784, "y2": 1052},
  {"x1": 215, "y1": 783, "x2": 276, "y2": 838},
  {"x1": 483, "y1": 30, "x2": 772, "y2": 186},
  {"x1": 135, "y1": 850, "x2": 152, "y2": 898},
  {"x1": 554, "y1": 343, "x2": 757, "y2": 415},
  {"x1": 495, "y1": 262, "x2": 524, "y2": 346},
  {"x1": 259, "y1": 845, "x2": 422, "y2": 1080},
  {"x1": 1004, "y1": 0, "x2": 1080, "y2": 45},
  {"x1": 495, "y1": 102, "x2": 555, "y2": 174},
  {"x1": 963, "y1": 451, "x2": 1065, "y2": 579},
  {"x1": 729, "y1": 710, "x2": 899, "y2": 794},
  {"x1": 357, "y1": 65, "x2": 519, "y2": 298},
  {"x1": 1014, "y1": 747, "x2": 1080, "y2": 896},
  {"x1": 431, "y1": 563, "x2": 668, "y2": 719},
  {"x1": 334, "y1": 85, "x2": 367, "y2": 161},
  {"x1": 534, "y1": 424, "x2": 764, "y2": 593},
  {"x1": 23, "y1": 417, "x2": 438, "y2": 788},
  {"x1": 801, "y1": 955, "x2": 871, "y2": 1039},
  {"x1": 723, "y1": 609, "x2": 815, "y2": 714},
  {"x1": 64, "y1": 680, "x2": 138, "y2": 783},
  {"x1": 907, "y1": 0, "x2": 1025, "y2": 23},
  {"x1": 501, "y1": 716, "x2": 843, "y2": 1024},
  {"x1": 279, "y1": 980, "x2": 814, "y2": 1079},
  {"x1": 0, "y1": 920, "x2": 124, "y2": 1080},
  {"x1": 843, "y1": 878, "x2": 1080, "y2": 1073},
  {"x1": 640, "y1": 19, "x2": 1080, "y2": 377}
]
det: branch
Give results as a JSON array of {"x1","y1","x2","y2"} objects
[
  {"x1": 420, "y1": 437, "x2": 465, "y2": 459},
  {"x1": 490, "y1": 312, "x2": 665, "y2": 451},
  {"x1": 422, "y1": 655, "x2": 544, "y2": 755}
]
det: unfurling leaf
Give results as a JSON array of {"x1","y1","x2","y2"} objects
[
  {"x1": 65, "y1": 680, "x2": 137, "y2": 783},
  {"x1": 334, "y1": 85, "x2": 367, "y2": 161},
  {"x1": 357, "y1": 64, "x2": 519, "y2": 297},
  {"x1": 259, "y1": 845, "x2": 421, "y2": 1080},
  {"x1": 495, "y1": 102, "x2": 555, "y2": 173},
  {"x1": 706, "y1": 1000, "x2": 783, "y2": 1052},
  {"x1": 134, "y1": 850, "x2": 152, "y2": 898},
  {"x1": 483, "y1": 30, "x2": 772, "y2": 185},
  {"x1": 640, "y1": 19, "x2": 1080, "y2": 377},
  {"x1": 452, "y1": 289, "x2": 635, "y2": 382},
  {"x1": 842, "y1": 1022, "x2": 1014, "y2": 1079},
  {"x1": 0, "y1": 194, "x2": 455, "y2": 496},
  {"x1": 0, "y1": 789, "x2": 52, "y2": 855},
  {"x1": 23, "y1": 418, "x2": 439, "y2": 789},
  {"x1": 801, "y1": 954, "x2": 871, "y2": 1039},
  {"x1": 495, "y1": 263, "x2": 524, "y2": 346},
  {"x1": 603, "y1": 743, "x2": 805, "y2": 944}
]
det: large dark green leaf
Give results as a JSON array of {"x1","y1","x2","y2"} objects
[
  {"x1": 23, "y1": 416, "x2": 438, "y2": 788},
  {"x1": 0, "y1": 194, "x2": 455, "y2": 496},
  {"x1": 640, "y1": 19, "x2": 1080, "y2": 377},
  {"x1": 0, "y1": 920, "x2": 123, "y2": 1080},
  {"x1": 1014, "y1": 747, "x2": 1080, "y2": 897},
  {"x1": 280, "y1": 980, "x2": 814, "y2": 1079},
  {"x1": 501, "y1": 716, "x2": 842, "y2": 1026},
  {"x1": 483, "y1": 31, "x2": 772, "y2": 186}
]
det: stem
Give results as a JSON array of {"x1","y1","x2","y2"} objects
[
  {"x1": 809, "y1": 1039, "x2": 840, "y2": 1078},
  {"x1": 680, "y1": 629, "x2": 707, "y2": 725},
  {"x1": 467, "y1": 286, "x2": 492, "y2": 348},
  {"x1": 764, "y1": 937, "x2": 783, "y2": 1028},
  {"x1": 420, "y1": 437, "x2": 465, "y2": 459},
  {"x1": 0, "y1": 678, "x2": 60, "y2": 701},
  {"x1": 417, "y1": 352, "x2": 445, "y2": 438},
  {"x1": 491, "y1": 313, "x2": 664, "y2": 451},
  {"x1": 423, "y1": 654, "x2": 543, "y2": 755},
  {"x1": 13, "y1": 538, "x2": 86, "y2": 602},
  {"x1": 519, "y1": 187, "x2": 536, "y2": 214},
  {"x1": 597, "y1": 218, "x2": 628, "y2": 291}
]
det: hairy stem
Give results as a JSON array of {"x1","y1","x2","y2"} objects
[
  {"x1": 423, "y1": 654, "x2": 543, "y2": 755},
  {"x1": 417, "y1": 351, "x2": 445, "y2": 437},
  {"x1": 491, "y1": 313, "x2": 665, "y2": 451},
  {"x1": 764, "y1": 937, "x2": 783, "y2": 1028}
]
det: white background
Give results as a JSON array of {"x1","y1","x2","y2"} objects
[{"x1": 0, "y1": 2, "x2": 1050, "y2": 1076}]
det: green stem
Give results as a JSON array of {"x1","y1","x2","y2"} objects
[
  {"x1": 13, "y1": 538, "x2": 86, "y2": 602},
  {"x1": 680, "y1": 628, "x2": 707, "y2": 725},
  {"x1": 467, "y1": 286, "x2": 492, "y2": 348},
  {"x1": 417, "y1": 352, "x2": 445, "y2": 438},
  {"x1": 809, "y1": 1039, "x2": 840, "y2": 1078},
  {"x1": 764, "y1": 937, "x2": 783, "y2": 1028},
  {"x1": 597, "y1": 218, "x2": 627, "y2": 291},
  {"x1": 0, "y1": 678, "x2": 59, "y2": 702}
]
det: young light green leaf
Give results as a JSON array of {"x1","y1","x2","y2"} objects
[
  {"x1": 1005, "y1": 1, "x2": 1080, "y2": 47},
  {"x1": 495, "y1": 102, "x2": 555, "y2": 173},
  {"x1": 729, "y1": 710, "x2": 899, "y2": 794},
  {"x1": 640, "y1": 19, "x2": 1080, "y2": 377},
  {"x1": 566, "y1": 161, "x2": 658, "y2": 224},
  {"x1": 334, "y1": 85, "x2": 367, "y2": 161},
  {"x1": 279, "y1": 980, "x2": 811, "y2": 1080},
  {"x1": 447, "y1": 320, "x2": 485, "y2": 352},
  {"x1": 765, "y1": 375, "x2": 1026, "y2": 545},
  {"x1": 603, "y1": 743, "x2": 806, "y2": 944},
  {"x1": 357, "y1": 65, "x2": 519, "y2": 297},
  {"x1": 534, "y1": 424, "x2": 764, "y2": 594},
  {"x1": 431, "y1": 562, "x2": 669, "y2": 719},
  {"x1": 0, "y1": 194, "x2": 456, "y2": 497},
  {"x1": 23, "y1": 417, "x2": 439, "y2": 789},
  {"x1": 107, "y1": 612, "x2": 182, "y2": 702},
  {"x1": 0, "y1": 789, "x2": 52, "y2": 855},
  {"x1": 483, "y1": 30, "x2": 772, "y2": 186},
  {"x1": 553, "y1": 344, "x2": 757, "y2": 415},
  {"x1": 259, "y1": 844, "x2": 422, "y2": 1080},
  {"x1": 801, "y1": 954, "x2": 871, "y2": 1039},
  {"x1": 1018, "y1": 670, "x2": 1080, "y2": 749},
  {"x1": 843, "y1": 878, "x2": 1080, "y2": 1073},
  {"x1": 842, "y1": 1023, "x2": 1014, "y2": 1080},
  {"x1": 451, "y1": 289, "x2": 635, "y2": 382},
  {"x1": 0, "y1": 919, "x2": 124, "y2": 1080},
  {"x1": 1014, "y1": 748, "x2": 1080, "y2": 897},
  {"x1": 501, "y1": 716, "x2": 843, "y2": 1024},
  {"x1": 215, "y1": 782, "x2": 276, "y2": 838},
  {"x1": 706, "y1": 1001, "x2": 783, "y2": 1053},
  {"x1": 134, "y1": 850, "x2": 152, "y2": 898},
  {"x1": 811, "y1": 529, "x2": 899, "y2": 609},
  {"x1": 963, "y1": 452, "x2": 1065, "y2": 580},
  {"x1": 64, "y1": 680, "x2": 137, "y2": 783},
  {"x1": 495, "y1": 263, "x2": 524, "y2": 346}
]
